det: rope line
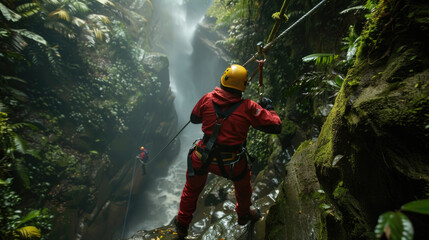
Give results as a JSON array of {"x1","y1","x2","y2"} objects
[
  {"x1": 121, "y1": 156, "x2": 138, "y2": 239},
  {"x1": 149, "y1": 120, "x2": 191, "y2": 163},
  {"x1": 243, "y1": 0, "x2": 328, "y2": 67}
]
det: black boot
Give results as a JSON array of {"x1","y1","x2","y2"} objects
[
  {"x1": 174, "y1": 216, "x2": 188, "y2": 239},
  {"x1": 237, "y1": 206, "x2": 261, "y2": 225}
]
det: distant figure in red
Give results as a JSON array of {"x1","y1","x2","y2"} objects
[{"x1": 138, "y1": 146, "x2": 149, "y2": 175}]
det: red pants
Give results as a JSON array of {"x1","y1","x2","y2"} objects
[{"x1": 177, "y1": 142, "x2": 252, "y2": 226}]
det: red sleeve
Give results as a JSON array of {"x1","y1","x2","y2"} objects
[
  {"x1": 246, "y1": 100, "x2": 282, "y2": 133},
  {"x1": 190, "y1": 93, "x2": 208, "y2": 123}
]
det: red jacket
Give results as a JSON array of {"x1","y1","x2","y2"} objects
[{"x1": 191, "y1": 87, "x2": 282, "y2": 146}]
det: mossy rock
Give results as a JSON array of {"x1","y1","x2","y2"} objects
[{"x1": 63, "y1": 185, "x2": 89, "y2": 208}]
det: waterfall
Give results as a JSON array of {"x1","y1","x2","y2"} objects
[{"x1": 124, "y1": 0, "x2": 215, "y2": 236}]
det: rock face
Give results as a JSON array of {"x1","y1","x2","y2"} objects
[
  {"x1": 190, "y1": 17, "x2": 231, "y2": 95},
  {"x1": 267, "y1": 0, "x2": 429, "y2": 239},
  {"x1": 77, "y1": 52, "x2": 179, "y2": 240},
  {"x1": 265, "y1": 140, "x2": 322, "y2": 240}
]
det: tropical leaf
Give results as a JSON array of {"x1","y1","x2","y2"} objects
[
  {"x1": 334, "y1": 75, "x2": 344, "y2": 87},
  {"x1": 0, "y1": 2, "x2": 22, "y2": 22},
  {"x1": 12, "y1": 29, "x2": 47, "y2": 46},
  {"x1": 375, "y1": 211, "x2": 414, "y2": 240},
  {"x1": 401, "y1": 199, "x2": 429, "y2": 215},
  {"x1": 17, "y1": 210, "x2": 41, "y2": 227},
  {"x1": 15, "y1": 226, "x2": 41, "y2": 239},
  {"x1": 49, "y1": 9, "x2": 70, "y2": 21},
  {"x1": 1, "y1": 75, "x2": 27, "y2": 83},
  {"x1": 16, "y1": 3, "x2": 40, "y2": 17},
  {"x1": 95, "y1": 0, "x2": 115, "y2": 6}
]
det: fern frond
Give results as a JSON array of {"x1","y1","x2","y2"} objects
[
  {"x1": 0, "y1": 2, "x2": 22, "y2": 22},
  {"x1": 15, "y1": 226, "x2": 41, "y2": 239},
  {"x1": 16, "y1": 159, "x2": 31, "y2": 189},
  {"x1": 49, "y1": 9, "x2": 70, "y2": 21},
  {"x1": 302, "y1": 53, "x2": 335, "y2": 62},
  {"x1": 16, "y1": 3, "x2": 40, "y2": 17},
  {"x1": 12, "y1": 132, "x2": 26, "y2": 154}
]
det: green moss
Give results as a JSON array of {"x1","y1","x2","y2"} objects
[
  {"x1": 294, "y1": 140, "x2": 312, "y2": 155},
  {"x1": 333, "y1": 181, "x2": 348, "y2": 200}
]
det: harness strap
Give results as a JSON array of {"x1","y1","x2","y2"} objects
[{"x1": 188, "y1": 100, "x2": 243, "y2": 177}]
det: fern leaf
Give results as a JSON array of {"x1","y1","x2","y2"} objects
[
  {"x1": 11, "y1": 131, "x2": 26, "y2": 153},
  {"x1": 15, "y1": 226, "x2": 41, "y2": 239},
  {"x1": 49, "y1": 9, "x2": 70, "y2": 21},
  {"x1": 16, "y1": 159, "x2": 31, "y2": 189},
  {"x1": 302, "y1": 53, "x2": 335, "y2": 62},
  {"x1": 12, "y1": 29, "x2": 47, "y2": 46},
  {"x1": 0, "y1": 2, "x2": 22, "y2": 22}
]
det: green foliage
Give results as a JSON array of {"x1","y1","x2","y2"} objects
[
  {"x1": 302, "y1": 53, "x2": 338, "y2": 67},
  {"x1": 375, "y1": 211, "x2": 413, "y2": 240},
  {"x1": 15, "y1": 226, "x2": 41, "y2": 239},
  {"x1": 375, "y1": 199, "x2": 429, "y2": 240},
  {"x1": 246, "y1": 128, "x2": 271, "y2": 173},
  {"x1": 0, "y1": 2, "x2": 22, "y2": 22},
  {"x1": 401, "y1": 199, "x2": 429, "y2": 214},
  {"x1": 0, "y1": 179, "x2": 52, "y2": 240}
]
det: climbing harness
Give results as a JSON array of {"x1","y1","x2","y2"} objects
[{"x1": 187, "y1": 100, "x2": 249, "y2": 180}]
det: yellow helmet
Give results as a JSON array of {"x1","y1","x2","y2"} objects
[
  {"x1": 221, "y1": 64, "x2": 248, "y2": 92},
  {"x1": 140, "y1": 146, "x2": 145, "y2": 150}
]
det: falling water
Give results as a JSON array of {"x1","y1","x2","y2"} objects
[{"x1": 124, "y1": 0, "x2": 216, "y2": 236}]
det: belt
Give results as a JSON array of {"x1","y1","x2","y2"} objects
[{"x1": 195, "y1": 146, "x2": 240, "y2": 165}]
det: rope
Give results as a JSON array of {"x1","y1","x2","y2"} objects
[
  {"x1": 149, "y1": 120, "x2": 191, "y2": 163},
  {"x1": 243, "y1": 0, "x2": 328, "y2": 67},
  {"x1": 121, "y1": 156, "x2": 138, "y2": 239}
]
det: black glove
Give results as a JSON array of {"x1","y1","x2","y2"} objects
[{"x1": 257, "y1": 97, "x2": 274, "y2": 110}]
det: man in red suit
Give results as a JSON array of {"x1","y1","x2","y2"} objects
[{"x1": 175, "y1": 64, "x2": 282, "y2": 239}]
